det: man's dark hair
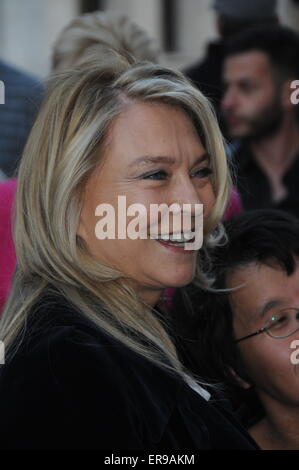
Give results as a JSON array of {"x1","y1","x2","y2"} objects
[
  {"x1": 225, "y1": 25, "x2": 299, "y2": 81},
  {"x1": 172, "y1": 209, "x2": 299, "y2": 403},
  {"x1": 219, "y1": 14, "x2": 277, "y2": 40}
]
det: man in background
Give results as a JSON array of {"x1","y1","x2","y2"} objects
[
  {"x1": 184, "y1": 0, "x2": 278, "y2": 118},
  {"x1": 221, "y1": 25, "x2": 299, "y2": 217}
]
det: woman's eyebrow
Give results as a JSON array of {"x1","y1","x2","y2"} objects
[
  {"x1": 191, "y1": 153, "x2": 211, "y2": 167},
  {"x1": 129, "y1": 152, "x2": 210, "y2": 168},
  {"x1": 129, "y1": 155, "x2": 176, "y2": 168}
]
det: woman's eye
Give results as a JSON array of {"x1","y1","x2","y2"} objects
[
  {"x1": 191, "y1": 167, "x2": 213, "y2": 178},
  {"x1": 142, "y1": 170, "x2": 168, "y2": 180},
  {"x1": 141, "y1": 167, "x2": 213, "y2": 181}
]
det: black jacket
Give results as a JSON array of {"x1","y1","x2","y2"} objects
[
  {"x1": 233, "y1": 142, "x2": 299, "y2": 219},
  {"x1": 0, "y1": 291, "x2": 259, "y2": 450}
]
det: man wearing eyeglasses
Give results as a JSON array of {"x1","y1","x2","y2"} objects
[{"x1": 171, "y1": 209, "x2": 299, "y2": 450}]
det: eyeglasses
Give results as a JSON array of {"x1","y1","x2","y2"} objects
[{"x1": 235, "y1": 307, "x2": 299, "y2": 343}]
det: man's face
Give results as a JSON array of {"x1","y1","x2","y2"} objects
[
  {"x1": 227, "y1": 261, "x2": 299, "y2": 407},
  {"x1": 221, "y1": 51, "x2": 283, "y2": 140}
]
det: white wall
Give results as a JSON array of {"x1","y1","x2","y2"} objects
[
  {"x1": 278, "y1": 0, "x2": 299, "y2": 30},
  {"x1": 176, "y1": 0, "x2": 216, "y2": 56},
  {"x1": 0, "y1": 0, "x2": 299, "y2": 78},
  {"x1": 0, "y1": 0, "x2": 79, "y2": 78}
]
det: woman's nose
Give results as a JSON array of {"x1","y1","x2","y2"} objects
[
  {"x1": 169, "y1": 178, "x2": 204, "y2": 225},
  {"x1": 172, "y1": 176, "x2": 203, "y2": 206}
]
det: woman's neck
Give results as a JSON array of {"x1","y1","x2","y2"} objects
[{"x1": 128, "y1": 281, "x2": 164, "y2": 308}]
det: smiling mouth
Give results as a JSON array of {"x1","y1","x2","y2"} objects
[{"x1": 149, "y1": 231, "x2": 196, "y2": 246}]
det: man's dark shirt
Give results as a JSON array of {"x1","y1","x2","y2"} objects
[
  {"x1": 184, "y1": 41, "x2": 227, "y2": 134},
  {"x1": 233, "y1": 142, "x2": 299, "y2": 218},
  {"x1": 184, "y1": 41, "x2": 225, "y2": 110}
]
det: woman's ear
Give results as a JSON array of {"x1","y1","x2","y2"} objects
[
  {"x1": 229, "y1": 367, "x2": 252, "y2": 389},
  {"x1": 77, "y1": 216, "x2": 87, "y2": 240},
  {"x1": 77, "y1": 186, "x2": 88, "y2": 241}
]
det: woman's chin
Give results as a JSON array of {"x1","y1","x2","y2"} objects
[{"x1": 162, "y1": 269, "x2": 195, "y2": 288}]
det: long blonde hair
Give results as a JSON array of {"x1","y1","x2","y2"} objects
[{"x1": 0, "y1": 56, "x2": 231, "y2": 383}]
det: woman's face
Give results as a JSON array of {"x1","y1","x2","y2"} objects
[{"x1": 78, "y1": 101, "x2": 215, "y2": 305}]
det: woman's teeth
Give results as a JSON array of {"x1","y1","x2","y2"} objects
[{"x1": 151, "y1": 231, "x2": 195, "y2": 244}]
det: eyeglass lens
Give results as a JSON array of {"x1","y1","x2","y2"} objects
[{"x1": 266, "y1": 308, "x2": 299, "y2": 338}]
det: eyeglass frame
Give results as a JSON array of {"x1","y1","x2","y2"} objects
[{"x1": 235, "y1": 307, "x2": 299, "y2": 343}]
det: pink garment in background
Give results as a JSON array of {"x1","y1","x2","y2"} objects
[
  {"x1": 0, "y1": 178, "x2": 17, "y2": 313},
  {"x1": 0, "y1": 182, "x2": 243, "y2": 314},
  {"x1": 222, "y1": 187, "x2": 243, "y2": 221}
]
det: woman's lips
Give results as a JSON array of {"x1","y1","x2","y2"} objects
[{"x1": 155, "y1": 238, "x2": 197, "y2": 253}]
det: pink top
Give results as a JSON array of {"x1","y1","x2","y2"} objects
[
  {"x1": 0, "y1": 178, "x2": 17, "y2": 313},
  {"x1": 222, "y1": 187, "x2": 243, "y2": 221},
  {"x1": 0, "y1": 182, "x2": 243, "y2": 314}
]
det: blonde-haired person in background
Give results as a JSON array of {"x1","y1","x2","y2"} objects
[
  {"x1": 0, "y1": 55, "x2": 257, "y2": 450},
  {"x1": 51, "y1": 10, "x2": 160, "y2": 71}
]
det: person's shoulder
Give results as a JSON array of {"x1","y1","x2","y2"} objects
[
  {"x1": 17, "y1": 292, "x2": 140, "y2": 369},
  {"x1": 6, "y1": 290, "x2": 183, "y2": 400},
  {"x1": 0, "y1": 291, "x2": 184, "y2": 449},
  {"x1": 0, "y1": 60, "x2": 41, "y2": 89},
  {"x1": 0, "y1": 60, "x2": 43, "y2": 110}
]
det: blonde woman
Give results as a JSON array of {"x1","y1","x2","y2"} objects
[{"x1": 0, "y1": 56, "x2": 258, "y2": 450}]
